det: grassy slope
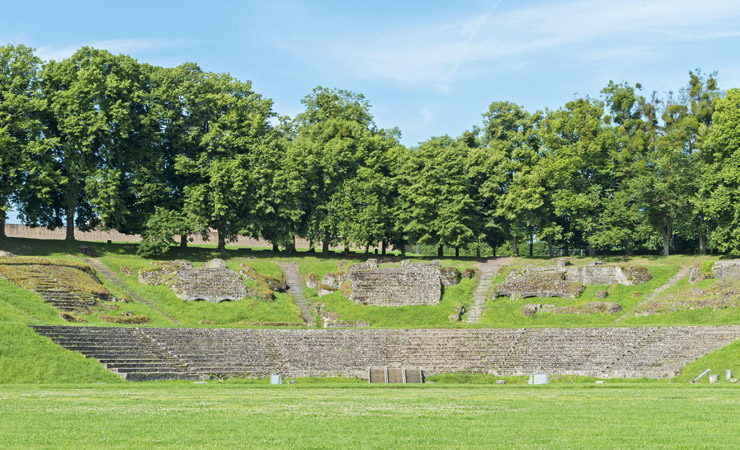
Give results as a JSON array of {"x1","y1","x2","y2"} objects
[
  {"x1": 0, "y1": 323, "x2": 120, "y2": 383},
  {"x1": 673, "y1": 339, "x2": 740, "y2": 384},
  {"x1": 2, "y1": 384, "x2": 740, "y2": 448}
]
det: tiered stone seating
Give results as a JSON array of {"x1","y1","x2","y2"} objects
[
  {"x1": 30, "y1": 325, "x2": 740, "y2": 381},
  {"x1": 7, "y1": 265, "x2": 103, "y2": 312},
  {"x1": 32, "y1": 326, "x2": 197, "y2": 381}
]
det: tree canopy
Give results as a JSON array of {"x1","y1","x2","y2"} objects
[{"x1": 1, "y1": 45, "x2": 737, "y2": 257}]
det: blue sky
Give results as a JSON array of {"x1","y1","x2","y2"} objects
[{"x1": 4, "y1": 0, "x2": 740, "y2": 146}]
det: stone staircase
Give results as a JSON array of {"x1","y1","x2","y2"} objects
[
  {"x1": 466, "y1": 258, "x2": 511, "y2": 324},
  {"x1": 624, "y1": 265, "x2": 692, "y2": 320},
  {"x1": 32, "y1": 326, "x2": 198, "y2": 381},
  {"x1": 13, "y1": 266, "x2": 100, "y2": 312},
  {"x1": 278, "y1": 263, "x2": 315, "y2": 325}
]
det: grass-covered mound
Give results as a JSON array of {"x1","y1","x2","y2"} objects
[
  {"x1": 0, "y1": 323, "x2": 120, "y2": 383},
  {"x1": 673, "y1": 339, "x2": 740, "y2": 384}
]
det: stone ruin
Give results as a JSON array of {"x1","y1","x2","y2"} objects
[
  {"x1": 521, "y1": 302, "x2": 623, "y2": 317},
  {"x1": 0, "y1": 255, "x2": 114, "y2": 313},
  {"x1": 139, "y1": 258, "x2": 247, "y2": 302},
  {"x1": 309, "y1": 259, "x2": 470, "y2": 306},
  {"x1": 689, "y1": 260, "x2": 740, "y2": 285},
  {"x1": 496, "y1": 263, "x2": 652, "y2": 301}
]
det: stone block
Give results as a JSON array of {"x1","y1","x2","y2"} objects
[{"x1": 349, "y1": 262, "x2": 442, "y2": 306}]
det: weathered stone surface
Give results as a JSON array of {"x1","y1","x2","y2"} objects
[
  {"x1": 59, "y1": 312, "x2": 86, "y2": 322},
  {"x1": 349, "y1": 262, "x2": 442, "y2": 306},
  {"x1": 0, "y1": 257, "x2": 114, "y2": 311},
  {"x1": 33, "y1": 325, "x2": 740, "y2": 380},
  {"x1": 0, "y1": 251, "x2": 13, "y2": 257},
  {"x1": 239, "y1": 265, "x2": 287, "y2": 292},
  {"x1": 462, "y1": 267, "x2": 477, "y2": 279},
  {"x1": 305, "y1": 273, "x2": 319, "y2": 290},
  {"x1": 567, "y1": 265, "x2": 651, "y2": 285},
  {"x1": 496, "y1": 269, "x2": 584, "y2": 300},
  {"x1": 595, "y1": 290, "x2": 609, "y2": 299},
  {"x1": 688, "y1": 265, "x2": 711, "y2": 284},
  {"x1": 522, "y1": 302, "x2": 622, "y2": 316},
  {"x1": 712, "y1": 260, "x2": 740, "y2": 279},
  {"x1": 495, "y1": 264, "x2": 651, "y2": 300},
  {"x1": 204, "y1": 258, "x2": 226, "y2": 268},
  {"x1": 321, "y1": 271, "x2": 347, "y2": 290},
  {"x1": 447, "y1": 302, "x2": 465, "y2": 322},
  {"x1": 139, "y1": 259, "x2": 247, "y2": 302},
  {"x1": 439, "y1": 266, "x2": 461, "y2": 286}
]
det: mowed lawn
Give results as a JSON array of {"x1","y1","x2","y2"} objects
[{"x1": 1, "y1": 384, "x2": 740, "y2": 449}]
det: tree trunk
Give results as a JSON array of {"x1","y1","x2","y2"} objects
[
  {"x1": 476, "y1": 246, "x2": 481, "y2": 259},
  {"x1": 699, "y1": 233, "x2": 707, "y2": 255},
  {"x1": 322, "y1": 234, "x2": 330, "y2": 253},
  {"x1": 381, "y1": 240, "x2": 387, "y2": 255},
  {"x1": 0, "y1": 215, "x2": 5, "y2": 238},
  {"x1": 400, "y1": 242, "x2": 406, "y2": 257},
  {"x1": 662, "y1": 222, "x2": 671, "y2": 257},
  {"x1": 547, "y1": 236, "x2": 553, "y2": 258},
  {"x1": 529, "y1": 233, "x2": 534, "y2": 257},
  {"x1": 65, "y1": 206, "x2": 75, "y2": 241},
  {"x1": 455, "y1": 247, "x2": 460, "y2": 257},
  {"x1": 511, "y1": 236, "x2": 519, "y2": 257},
  {"x1": 493, "y1": 244, "x2": 496, "y2": 258},
  {"x1": 626, "y1": 234, "x2": 634, "y2": 257},
  {"x1": 563, "y1": 240, "x2": 569, "y2": 257},
  {"x1": 272, "y1": 243, "x2": 279, "y2": 252},
  {"x1": 437, "y1": 246, "x2": 444, "y2": 258},
  {"x1": 180, "y1": 234, "x2": 188, "y2": 249},
  {"x1": 365, "y1": 243, "x2": 370, "y2": 254},
  {"x1": 217, "y1": 229, "x2": 226, "y2": 250},
  {"x1": 587, "y1": 229, "x2": 595, "y2": 257}
]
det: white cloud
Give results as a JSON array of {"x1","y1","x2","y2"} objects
[
  {"x1": 421, "y1": 106, "x2": 434, "y2": 124},
  {"x1": 274, "y1": 0, "x2": 740, "y2": 89},
  {"x1": 36, "y1": 38, "x2": 186, "y2": 62}
]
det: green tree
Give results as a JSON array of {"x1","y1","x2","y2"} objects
[
  {"x1": 706, "y1": 88, "x2": 740, "y2": 254},
  {"x1": 290, "y1": 87, "x2": 386, "y2": 253},
  {"x1": 479, "y1": 102, "x2": 543, "y2": 256},
  {"x1": 0, "y1": 44, "x2": 46, "y2": 237},
  {"x1": 21, "y1": 47, "x2": 150, "y2": 240},
  {"x1": 542, "y1": 98, "x2": 615, "y2": 256},
  {"x1": 399, "y1": 135, "x2": 481, "y2": 257}
]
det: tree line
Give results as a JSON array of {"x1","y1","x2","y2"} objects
[{"x1": 3, "y1": 44, "x2": 740, "y2": 257}]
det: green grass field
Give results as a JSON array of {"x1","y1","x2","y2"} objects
[{"x1": 1, "y1": 383, "x2": 740, "y2": 449}]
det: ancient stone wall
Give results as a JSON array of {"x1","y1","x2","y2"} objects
[
  {"x1": 349, "y1": 262, "x2": 442, "y2": 306},
  {"x1": 139, "y1": 259, "x2": 247, "y2": 302},
  {"x1": 3, "y1": 224, "x2": 393, "y2": 251},
  {"x1": 712, "y1": 260, "x2": 740, "y2": 279},
  {"x1": 34, "y1": 325, "x2": 740, "y2": 380}
]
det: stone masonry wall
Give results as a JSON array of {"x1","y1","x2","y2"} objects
[
  {"x1": 36, "y1": 325, "x2": 740, "y2": 380},
  {"x1": 349, "y1": 263, "x2": 442, "y2": 306},
  {"x1": 4, "y1": 224, "x2": 393, "y2": 251}
]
